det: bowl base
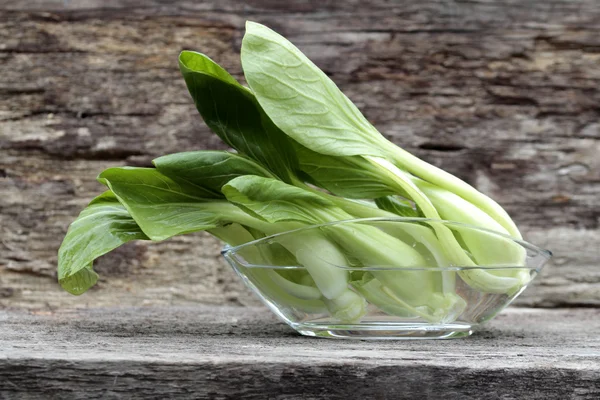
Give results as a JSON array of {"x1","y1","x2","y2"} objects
[{"x1": 293, "y1": 322, "x2": 474, "y2": 340}]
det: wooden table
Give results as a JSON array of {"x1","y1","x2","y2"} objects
[{"x1": 1, "y1": 306, "x2": 599, "y2": 399}]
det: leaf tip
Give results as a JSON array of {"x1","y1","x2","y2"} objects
[
  {"x1": 58, "y1": 267, "x2": 99, "y2": 296},
  {"x1": 178, "y1": 50, "x2": 199, "y2": 71},
  {"x1": 245, "y1": 20, "x2": 261, "y2": 31},
  {"x1": 179, "y1": 49, "x2": 192, "y2": 59}
]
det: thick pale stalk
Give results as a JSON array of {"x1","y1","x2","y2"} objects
[
  {"x1": 366, "y1": 156, "x2": 529, "y2": 294},
  {"x1": 384, "y1": 143, "x2": 522, "y2": 239},
  {"x1": 212, "y1": 224, "x2": 328, "y2": 313}
]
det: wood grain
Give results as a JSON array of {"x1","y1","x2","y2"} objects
[
  {"x1": 1, "y1": 0, "x2": 599, "y2": 309},
  {"x1": 1, "y1": 306, "x2": 600, "y2": 399}
]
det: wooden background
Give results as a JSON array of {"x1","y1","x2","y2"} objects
[{"x1": 1, "y1": 0, "x2": 598, "y2": 311}]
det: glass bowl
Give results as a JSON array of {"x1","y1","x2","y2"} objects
[{"x1": 222, "y1": 218, "x2": 552, "y2": 340}]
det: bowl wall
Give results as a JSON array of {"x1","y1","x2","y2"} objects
[{"x1": 222, "y1": 218, "x2": 551, "y2": 339}]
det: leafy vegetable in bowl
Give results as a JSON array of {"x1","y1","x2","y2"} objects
[{"x1": 58, "y1": 22, "x2": 548, "y2": 332}]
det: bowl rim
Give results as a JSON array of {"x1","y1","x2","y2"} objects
[{"x1": 220, "y1": 216, "x2": 553, "y2": 264}]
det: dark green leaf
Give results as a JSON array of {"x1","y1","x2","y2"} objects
[
  {"x1": 98, "y1": 167, "x2": 247, "y2": 241},
  {"x1": 153, "y1": 150, "x2": 274, "y2": 195},
  {"x1": 295, "y1": 143, "x2": 405, "y2": 199},
  {"x1": 57, "y1": 191, "x2": 149, "y2": 295},
  {"x1": 179, "y1": 51, "x2": 298, "y2": 182}
]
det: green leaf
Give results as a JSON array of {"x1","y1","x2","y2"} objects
[
  {"x1": 179, "y1": 50, "x2": 397, "y2": 202},
  {"x1": 240, "y1": 21, "x2": 523, "y2": 242},
  {"x1": 375, "y1": 196, "x2": 421, "y2": 218},
  {"x1": 222, "y1": 175, "x2": 337, "y2": 224},
  {"x1": 153, "y1": 151, "x2": 274, "y2": 194},
  {"x1": 295, "y1": 143, "x2": 402, "y2": 199},
  {"x1": 59, "y1": 267, "x2": 99, "y2": 296},
  {"x1": 179, "y1": 51, "x2": 298, "y2": 182},
  {"x1": 57, "y1": 191, "x2": 149, "y2": 295},
  {"x1": 241, "y1": 21, "x2": 387, "y2": 157},
  {"x1": 98, "y1": 167, "x2": 247, "y2": 241}
]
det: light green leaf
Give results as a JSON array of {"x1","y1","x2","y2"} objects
[
  {"x1": 57, "y1": 191, "x2": 149, "y2": 295},
  {"x1": 240, "y1": 21, "x2": 522, "y2": 241},
  {"x1": 59, "y1": 267, "x2": 99, "y2": 296},
  {"x1": 179, "y1": 51, "x2": 298, "y2": 182},
  {"x1": 241, "y1": 21, "x2": 387, "y2": 157},
  {"x1": 222, "y1": 175, "x2": 336, "y2": 224}
]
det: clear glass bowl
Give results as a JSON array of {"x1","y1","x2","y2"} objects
[{"x1": 222, "y1": 218, "x2": 552, "y2": 340}]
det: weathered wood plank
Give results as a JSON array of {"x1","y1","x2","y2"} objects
[
  {"x1": 1, "y1": 306, "x2": 599, "y2": 399},
  {"x1": 0, "y1": 0, "x2": 599, "y2": 309}
]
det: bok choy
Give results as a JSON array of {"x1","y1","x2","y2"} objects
[{"x1": 57, "y1": 21, "x2": 529, "y2": 324}]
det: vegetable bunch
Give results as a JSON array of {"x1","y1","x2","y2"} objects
[{"x1": 58, "y1": 22, "x2": 528, "y2": 323}]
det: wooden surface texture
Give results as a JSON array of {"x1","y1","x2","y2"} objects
[
  {"x1": 0, "y1": 0, "x2": 599, "y2": 309},
  {"x1": 1, "y1": 306, "x2": 599, "y2": 399}
]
